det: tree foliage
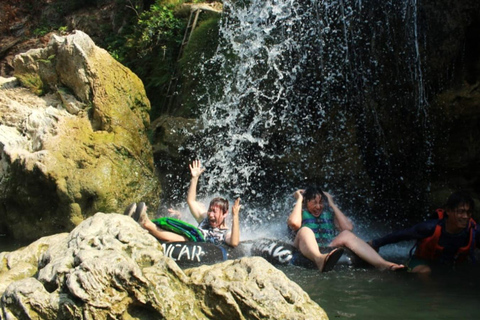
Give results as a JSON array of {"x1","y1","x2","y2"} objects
[
  {"x1": 105, "y1": 1, "x2": 189, "y2": 117},
  {"x1": 136, "y1": 3, "x2": 183, "y2": 57}
]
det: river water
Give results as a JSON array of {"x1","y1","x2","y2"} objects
[
  {"x1": 281, "y1": 263, "x2": 480, "y2": 319},
  {"x1": 0, "y1": 236, "x2": 29, "y2": 252}
]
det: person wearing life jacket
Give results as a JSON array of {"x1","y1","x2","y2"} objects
[
  {"x1": 125, "y1": 160, "x2": 241, "y2": 248},
  {"x1": 287, "y1": 186, "x2": 405, "y2": 272},
  {"x1": 369, "y1": 191, "x2": 479, "y2": 274}
]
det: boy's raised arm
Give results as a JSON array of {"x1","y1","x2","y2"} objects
[
  {"x1": 227, "y1": 198, "x2": 241, "y2": 247},
  {"x1": 187, "y1": 160, "x2": 207, "y2": 222}
]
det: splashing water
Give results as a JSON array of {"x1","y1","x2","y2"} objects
[{"x1": 185, "y1": 0, "x2": 432, "y2": 232}]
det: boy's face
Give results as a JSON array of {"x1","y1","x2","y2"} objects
[{"x1": 207, "y1": 205, "x2": 227, "y2": 228}]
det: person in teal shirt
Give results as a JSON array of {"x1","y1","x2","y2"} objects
[{"x1": 287, "y1": 186, "x2": 404, "y2": 271}]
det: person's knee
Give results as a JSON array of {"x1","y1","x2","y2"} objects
[
  {"x1": 294, "y1": 227, "x2": 315, "y2": 246},
  {"x1": 412, "y1": 264, "x2": 431, "y2": 274},
  {"x1": 332, "y1": 230, "x2": 355, "y2": 246},
  {"x1": 297, "y1": 227, "x2": 315, "y2": 238}
]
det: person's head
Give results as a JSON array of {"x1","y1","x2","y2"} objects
[
  {"x1": 207, "y1": 197, "x2": 229, "y2": 228},
  {"x1": 303, "y1": 186, "x2": 327, "y2": 217},
  {"x1": 445, "y1": 191, "x2": 474, "y2": 231}
]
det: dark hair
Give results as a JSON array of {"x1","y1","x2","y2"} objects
[
  {"x1": 302, "y1": 186, "x2": 326, "y2": 206},
  {"x1": 209, "y1": 197, "x2": 229, "y2": 213},
  {"x1": 445, "y1": 191, "x2": 475, "y2": 212}
]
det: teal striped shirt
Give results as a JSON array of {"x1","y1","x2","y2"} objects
[{"x1": 301, "y1": 208, "x2": 337, "y2": 246}]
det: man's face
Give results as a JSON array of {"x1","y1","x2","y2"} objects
[
  {"x1": 306, "y1": 194, "x2": 324, "y2": 217},
  {"x1": 446, "y1": 204, "x2": 472, "y2": 231},
  {"x1": 207, "y1": 205, "x2": 226, "y2": 228}
]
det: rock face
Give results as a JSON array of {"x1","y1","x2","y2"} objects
[
  {"x1": 150, "y1": 115, "x2": 199, "y2": 201},
  {"x1": 430, "y1": 82, "x2": 480, "y2": 206},
  {"x1": 0, "y1": 31, "x2": 161, "y2": 241},
  {"x1": 0, "y1": 213, "x2": 327, "y2": 320}
]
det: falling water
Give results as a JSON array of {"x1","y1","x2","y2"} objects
[{"x1": 186, "y1": 0, "x2": 432, "y2": 231}]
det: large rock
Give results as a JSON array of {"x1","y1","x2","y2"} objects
[
  {"x1": 0, "y1": 213, "x2": 327, "y2": 320},
  {"x1": 186, "y1": 258, "x2": 326, "y2": 320},
  {"x1": 0, "y1": 31, "x2": 161, "y2": 241}
]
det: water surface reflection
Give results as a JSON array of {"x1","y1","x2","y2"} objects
[{"x1": 280, "y1": 264, "x2": 480, "y2": 319}]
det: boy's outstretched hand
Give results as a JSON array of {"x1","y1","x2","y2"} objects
[
  {"x1": 232, "y1": 198, "x2": 241, "y2": 217},
  {"x1": 189, "y1": 160, "x2": 206, "y2": 178}
]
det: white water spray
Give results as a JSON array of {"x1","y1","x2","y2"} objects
[{"x1": 187, "y1": 0, "x2": 432, "y2": 230}]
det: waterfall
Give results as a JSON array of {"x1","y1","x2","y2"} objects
[{"x1": 187, "y1": 0, "x2": 432, "y2": 230}]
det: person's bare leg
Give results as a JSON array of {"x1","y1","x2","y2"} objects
[
  {"x1": 294, "y1": 227, "x2": 330, "y2": 271},
  {"x1": 330, "y1": 230, "x2": 404, "y2": 271},
  {"x1": 137, "y1": 204, "x2": 188, "y2": 242}
]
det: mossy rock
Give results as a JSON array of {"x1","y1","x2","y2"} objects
[{"x1": 1, "y1": 31, "x2": 161, "y2": 241}]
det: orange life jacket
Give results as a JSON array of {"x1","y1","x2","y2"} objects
[{"x1": 414, "y1": 209, "x2": 476, "y2": 263}]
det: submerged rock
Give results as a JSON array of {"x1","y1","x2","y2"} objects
[
  {"x1": 0, "y1": 30, "x2": 161, "y2": 241},
  {"x1": 0, "y1": 213, "x2": 327, "y2": 319}
]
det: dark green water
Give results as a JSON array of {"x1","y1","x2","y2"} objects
[
  {"x1": 0, "y1": 237, "x2": 30, "y2": 253},
  {"x1": 281, "y1": 264, "x2": 480, "y2": 320}
]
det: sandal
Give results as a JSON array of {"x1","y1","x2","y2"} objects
[
  {"x1": 321, "y1": 247, "x2": 344, "y2": 272},
  {"x1": 123, "y1": 203, "x2": 137, "y2": 217},
  {"x1": 132, "y1": 202, "x2": 146, "y2": 222}
]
